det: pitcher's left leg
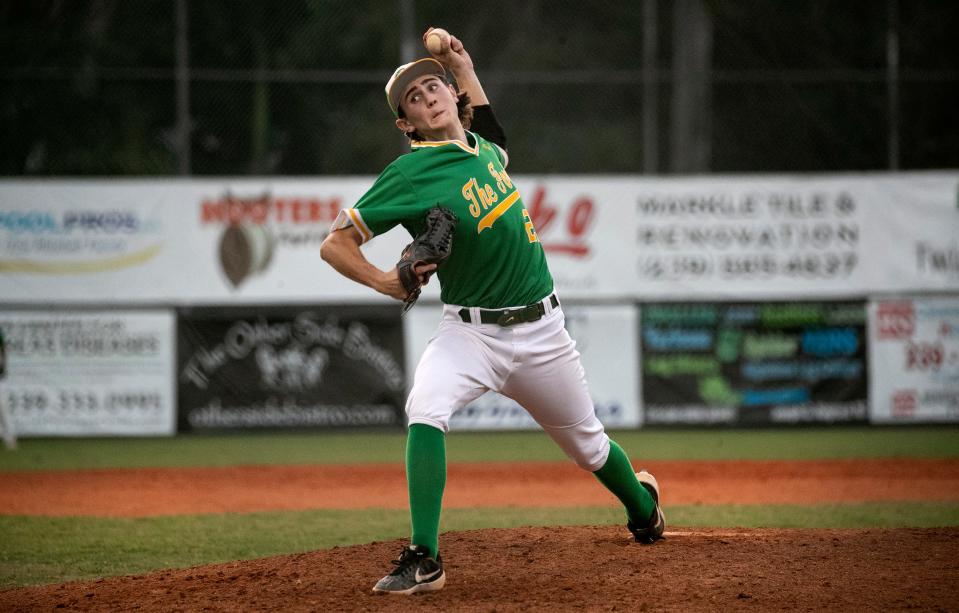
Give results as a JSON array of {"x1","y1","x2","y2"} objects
[
  {"x1": 501, "y1": 315, "x2": 661, "y2": 541},
  {"x1": 500, "y1": 314, "x2": 618, "y2": 471}
]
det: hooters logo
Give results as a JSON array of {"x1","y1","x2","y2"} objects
[
  {"x1": 200, "y1": 192, "x2": 342, "y2": 226},
  {"x1": 877, "y1": 302, "x2": 915, "y2": 340},
  {"x1": 199, "y1": 190, "x2": 342, "y2": 289}
]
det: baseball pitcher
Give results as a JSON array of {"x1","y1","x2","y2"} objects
[{"x1": 320, "y1": 28, "x2": 664, "y2": 595}]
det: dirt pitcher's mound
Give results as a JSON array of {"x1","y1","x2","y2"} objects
[{"x1": 3, "y1": 526, "x2": 957, "y2": 612}]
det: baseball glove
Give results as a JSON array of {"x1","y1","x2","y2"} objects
[{"x1": 397, "y1": 206, "x2": 458, "y2": 312}]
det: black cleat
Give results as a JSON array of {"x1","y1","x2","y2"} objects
[{"x1": 372, "y1": 545, "x2": 445, "y2": 595}]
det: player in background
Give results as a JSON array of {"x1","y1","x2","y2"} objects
[
  {"x1": 320, "y1": 28, "x2": 664, "y2": 595},
  {"x1": 0, "y1": 326, "x2": 15, "y2": 450}
]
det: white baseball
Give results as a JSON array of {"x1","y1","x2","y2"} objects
[{"x1": 426, "y1": 29, "x2": 449, "y2": 54}]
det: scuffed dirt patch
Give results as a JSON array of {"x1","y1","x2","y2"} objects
[{"x1": 2, "y1": 526, "x2": 957, "y2": 612}]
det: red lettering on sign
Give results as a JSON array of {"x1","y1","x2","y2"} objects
[
  {"x1": 200, "y1": 193, "x2": 342, "y2": 225},
  {"x1": 527, "y1": 187, "x2": 557, "y2": 234},
  {"x1": 892, "y1": 390, "x2": 917, "y2": 417},
  {"x1": 567, "y1": 197, "x2": 593, "y2": 238},
  {"x1": 526, "y1": 186, "x2": 593, "y2": 257},
  {"x1": 877, "y1": 302, "x2": 915, "y2": 340}
]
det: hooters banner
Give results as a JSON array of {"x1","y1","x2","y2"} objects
[
  {"x1": 1, "y1": 172, "x2": 956, "y2": 303},
  {"x1": 868, "y1": 297, "x2": 959, "y2": 423}
]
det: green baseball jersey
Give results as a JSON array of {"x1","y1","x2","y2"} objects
[{"x1": 338, "y1": 131, "x2": 553, "y2": 308}]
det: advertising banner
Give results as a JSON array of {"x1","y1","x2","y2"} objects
[
  {"x1": 0, "y1": 310, "x2": 175, "y2": 435},
  {"x1": 404, "y1": 304, "x2": 641, "y2": 430},
  {"x1": 869, "y1": 297, "x2": 959, "y2": 423},
  {"x1": 641, "y1": 301, "x2": 868, "y2": 425},
  {"x1": 1, "y1": 172, "x2": 957, "y2": 304},
  {"x1": 177, "y1": 305, "x2": 406, "y2": 430},
  {"x1": 0, "y1": 179, "x2": 411, "y2": 304}
]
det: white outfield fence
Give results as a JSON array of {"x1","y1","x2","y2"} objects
[{"x1": 0, "y1": 172, "x2": 957, "y2": 434}]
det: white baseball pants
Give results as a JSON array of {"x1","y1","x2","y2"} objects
[{"x1": 406, "y1": 296, "x2": 611, "y2": 471}]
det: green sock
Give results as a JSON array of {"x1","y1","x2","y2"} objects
[
  {"x1": 406, "y1": 423, "x2": 446, "y2": 557},
  {"x1": 593, "y1": 439, "x2": 656, "y2": 526}
]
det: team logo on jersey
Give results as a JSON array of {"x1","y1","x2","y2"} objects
[
  {"x1": 463, "y1": 162, "x2": 521, "y2": 233},
  {"x1": 477, "y1": 191, "x2": 521, "y2": 233}
]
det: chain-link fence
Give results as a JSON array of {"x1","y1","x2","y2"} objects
[{"x1": 2, "y1": 0, "x2": 957, "y2": 176}]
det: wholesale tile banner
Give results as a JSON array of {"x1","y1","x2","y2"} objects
[
  {"x1": 177, "y1": 305, "x2": 405, "y2": 431},
  {"x1": 1, "y1": 172, "x2": 957, "y2": 304},
  {"x1": 641, "y1": 302, "x2": 868, "y2": 425},
  {"x1": 0, "y1": 310, "x2": 176, "y2": 436},
  {"x1": 528, "y1": 172, "x2": 957, "y2": 300},
  {"x1": 403, "y1": 304, "x2": 641, "y2": 430},
  {"x1": 868, "y1": 297, "x2": 959, "y2": 423}
]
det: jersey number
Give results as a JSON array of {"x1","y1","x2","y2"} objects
[{"x1": 522, "y1": 208, "x2": 539, "y2": 243}]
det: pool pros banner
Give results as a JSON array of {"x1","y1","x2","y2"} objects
[
  {"x1": 641, "y1": 301, "x2": 867, "y2": 425},
  {"x1": 177, "y1": 305, "x2": 406, "y2": 431}
]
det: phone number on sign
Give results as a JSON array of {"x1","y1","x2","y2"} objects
[
  {"x1": 4, "y1": 390, "x2": 163, "y2": 413},
  {"x1": 640, "y1": 252, "x2": 858, "y2": 281}
]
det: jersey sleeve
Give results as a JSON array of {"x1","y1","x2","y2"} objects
[
  {"x1": 330, "y1": 163, "x2": 419, "y2": 243},
  {"x1": 493, "y1": 143, "x2": 509, "y2": 169}
]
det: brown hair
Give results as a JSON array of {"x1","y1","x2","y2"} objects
[{"x1": 398, "y1": 90, "x2": 473, "y2": 141}]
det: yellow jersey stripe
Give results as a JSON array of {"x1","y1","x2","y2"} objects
[
  {"x1": 411, "y1": 137, "x2": 479, "y2": 156},
  {"x1": 347, "y1": 208, "x2": 373, "y2": 243},
  {"x1": 477, "y1": 190, "x2": 521, "y2": 233}
]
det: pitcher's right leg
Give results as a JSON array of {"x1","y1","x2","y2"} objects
[{"x1": 374, "y1": 319, "x2": 506, "y2": 594}]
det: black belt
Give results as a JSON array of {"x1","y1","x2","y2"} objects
[{"x1": 458, "y1": 294, "x2": 559, "y2": 326}]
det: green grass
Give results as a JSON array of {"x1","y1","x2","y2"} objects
[
  {"x1": 3, "y1": 502, "x2": 958, "y2": 589},
  {"x1": 2, "y1": 426, "x2": 958, "y2": 471},
  {"x1": 2, "y1": 427, "x2": 957, "y2": 589}
]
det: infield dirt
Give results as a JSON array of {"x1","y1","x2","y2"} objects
[{"x1": 2, "y1": 458, "x2": 959, "y2": 611}]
